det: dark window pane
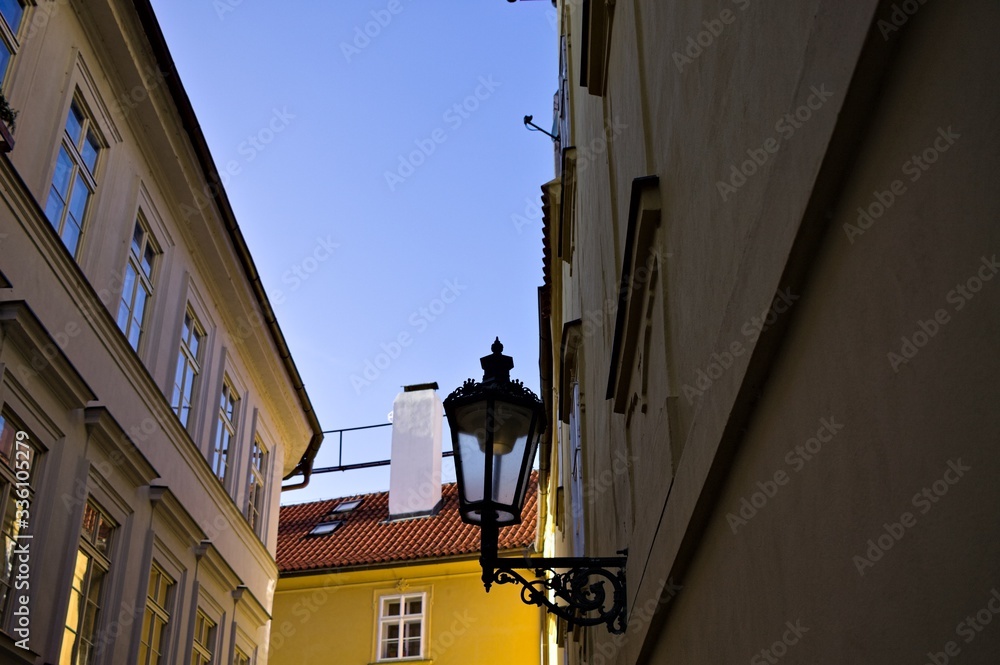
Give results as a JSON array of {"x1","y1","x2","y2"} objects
[
  {"x1": 0, "y1": 43, "x2": 10, "y2": 86},
  {"x1": 69, "y1": 174, "x2": 89, "y2": 219},
  {"x1": 0, "y1": 0, "x2": 25, "y2": 34},
  {"x1": 0, "y1": 415, "x2": 13, "y2": 461},
  {"x1": 61, "y1": 219, "x2": 81, "y2": 256},
  {"x1": 82, "y1": 132, "x2": 99, "y2": 173},
  {"x1": 45, "y1": 186, "x2": 66, "y2": 225},
  {"x1": 142, "y1": 244, "x2": 155, "y2": 278},
  {"x1": 52, "y1": 148, "x2": 73, "y2": 195},
  {"x1": 66, "y1": 103, "x2": 84, "y2": 145}
]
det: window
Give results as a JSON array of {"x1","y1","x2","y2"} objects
[
  {"x1": 61, "y1": 500, "x2": 115, "y2": 665},
  {"x1": 137, "y1": 562, "x2": 173, "y2": 665},
  {"x1": 171, "y1": 310, "x2": 204, "y2": 428},
  {"x1": 0, "y1": 411, "x2": 37, "y2": 628},
  {"x1": 377, "y1": 593, "x2": 425, "y2": 661},
  {"x1": 245, "y1": 436, "x2": 267, "y2": 533},
  {"x1": 45, "y1": 97, "x2": 102, "y2": 257},
  {"x1": 191, "y1": 610, "x2": 216, "y2": 665},
  {"x1": 212, "y1": 379, "x2": 238, "y2": 485},
  {"x1": 234, "y1": 648, "x2": 250, "y2": 665},
  {"x1": 579, "y1": 0, "x2": 613, "y2": 96},
  {"x1": 116, "y1": 219, "x2": 157, "y2": 350},
  {"x1": 308, "y1": 520, "x2": 342, "y2": 536},
  {"x1": 333, "y1": 499, "x2": 363, "y2": 513},
  {"x1": 568, "y1": 380, "x2": 586, "y2": 557},
  {"x1": 0, "y1": 0, "x2": 25, "y2": 86}
]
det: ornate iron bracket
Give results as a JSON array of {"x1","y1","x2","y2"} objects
[{"x1": 484, "y1": 555, "x2": 628, "y2": 634}]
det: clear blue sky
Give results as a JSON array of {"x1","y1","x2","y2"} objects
[{"x1": 148, "y1": 0, "x2": 558, "y2": 503}]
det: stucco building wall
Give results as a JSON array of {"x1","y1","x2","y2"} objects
[
  {"x1": 0, "y1": 0, "x2": 319, "y2": 662},
  {"x1": 542, "y1": 0, "x2": 999, "y2": 662}
]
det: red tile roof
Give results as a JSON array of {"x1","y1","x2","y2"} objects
[{"x1": 277, "y1": 474, "x2": 538, "y2": 574}]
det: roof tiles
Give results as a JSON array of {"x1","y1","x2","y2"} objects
[{"x1": 276, "y1": 474, "x2": 538, "y2": 573}]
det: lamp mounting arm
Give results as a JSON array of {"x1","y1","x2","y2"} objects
[{"x1": 486, "y1": 555, "x2": 628, "y2": 634}]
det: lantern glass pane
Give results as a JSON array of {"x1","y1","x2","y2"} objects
[
  {"x1": 454, "y1": 402, "x2": 489, "y2": 505},
  {"x1": 489, "y1": 402, "x2": 533, "y2": 507}
]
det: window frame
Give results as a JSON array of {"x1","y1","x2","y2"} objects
[
  {"x1": 308, "y1": 520, "x2": 342, "y2": 537},
  {"x1": 190, "y1": 608, "x2": 217, "y2": 665},
  {"x1": 0, "y1": 0, "x2": 27, "y2": 88},
  {"x1": 137, "y1": 561, "x2": 174, "y2": 665},
  {"x1": 45, "y1": 93, "x2": 104, "y2": 258},
  {"x1": 61, "y1": 499, "x2": 116, "y2": 665},
  {"x1": 234, "y1": 647, "x2": 251, "y2": 665},
  {"x1": 116, "y1": 215, "x2": 159, "y2": 352},
  {"x1": 245, "y1": 435, "x2": 267, "y2": 535},
  {"x1": 171, "y1": 308, "x2": 205, "y2": 430},
  {"x1": 212, "y1": 377, "x2": 239, "y2": 487},
  {"x1": 376, "y1": 591, "x2": 427, "y2": 662}
]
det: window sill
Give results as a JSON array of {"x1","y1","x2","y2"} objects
[{"x1": 371, "y1": 660, "x2": 432, "y2": 664}]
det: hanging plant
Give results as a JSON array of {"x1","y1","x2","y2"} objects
[{"x1": 0, "y1": 93, "x2": 18, "y2": 131}]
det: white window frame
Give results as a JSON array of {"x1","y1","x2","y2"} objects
[
  {"x1": 62, "y1": 499, "x2": 116, "y2": 665},
  {"x1": 190, "y1": 608, "x2": 217, "y2": 665},
  {"x1": 0, "y1": 0, "x2": 27, "y2": 88},
  {"x1": 137, "y1": 560, "x2": 174, "y2": 665},
  {"x1": 568, "y1": 379, "x2": 586, "y2": 557},
  {"x1": 245, "y1": 435, "x2": 267, "y2": 534},
  {"x1": 45, "y1": 93, "x2": 103, "y2": 258},
  {"x1": 234, "y1": 646, "x2": 251, "y2": 665},
  {"x1": 171, "y1": 308, "x2": 204, "y2": 429},
  {"x1": 212, "y1": 377, "x2": 239, "y2": 487},
  {"x1": 116, "y1": 215, "x2": 158, "y2": 351},
  {"x1": 376, "y1": 591, "x2": 427, "y2": 661}
]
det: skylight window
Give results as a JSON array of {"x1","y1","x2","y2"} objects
[
  {"x1": 334, "y1": 499, "x2": 363, "y2": 513},
  {"x1": 309, "y1": 520, "x2": 343, "y2": 536}
]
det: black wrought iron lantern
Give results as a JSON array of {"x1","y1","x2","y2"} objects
[
  {"x1": 446, "y1": 338, "x2": 544, "y2": 528},
  {"x1": 444, "y1": 339, "x2": 628, "y2": 635}
]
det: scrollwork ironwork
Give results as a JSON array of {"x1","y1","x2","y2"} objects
[{"x1": 487, "y1": 558, "x2": 628, "y2": 634}]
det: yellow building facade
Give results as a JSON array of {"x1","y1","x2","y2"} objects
[{"x1": 270, "y1": 481, "x2": 542, "y2": 665}]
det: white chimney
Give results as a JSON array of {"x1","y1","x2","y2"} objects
[{"x1": 388, "y1": 383, "x2": 443, "y2": 519}]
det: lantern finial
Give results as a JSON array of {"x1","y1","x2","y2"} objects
[{"x1": 481, "y1": 338, "x2": 513, "y2": 385}]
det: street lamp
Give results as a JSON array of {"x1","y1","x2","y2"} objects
[{"x1": 444, "y1": 338, "x2": 628, "y2": 634}]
